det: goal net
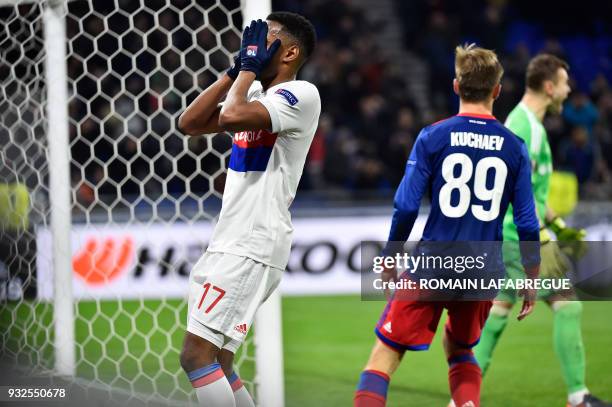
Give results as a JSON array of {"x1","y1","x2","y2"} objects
[{"x1": 0, "y1": 0, "x2": 282, "y2": 405}]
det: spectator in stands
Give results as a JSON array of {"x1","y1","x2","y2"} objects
[
  {"x1": 563, "y1": 91, "x2": 599, "y2": 136},
  {"x1": 590, "y1": 73, "x2": 610, "y2": 104},
  {"x1": 65, "y1": 0, "x2": 612, "y2": 203},
  {"x1": 563, "y1": 126, "x2": 594, "y2": 185}
]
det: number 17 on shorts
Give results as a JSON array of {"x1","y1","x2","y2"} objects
[
  {"x1": 197, "y1": 283, "x2": 226, "y2": 314},
  {"x1": 187, "y1": 251, "x2": 283, "y2": 345}
]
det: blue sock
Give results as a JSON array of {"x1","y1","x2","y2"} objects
[{"x1": 355, "y1": 370, "x2": 390, "y2": 406}]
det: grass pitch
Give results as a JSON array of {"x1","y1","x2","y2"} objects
[
  {"x1": 284, "y1": 296, "x2": 612, "y2": 407},
  {"x1": 2, "y1": 296, "x2": 611, "y2": 406}
]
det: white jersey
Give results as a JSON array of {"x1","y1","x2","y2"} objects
[{"x1": 207, "y1": 80, "x2": 321, "y2": 269}]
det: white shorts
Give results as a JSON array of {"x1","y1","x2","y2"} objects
[{"x1": 187, "y1": 251, "x2": 282, "y2": 353}]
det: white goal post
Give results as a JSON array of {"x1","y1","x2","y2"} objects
[
  {"x1": 1, "y1": 0, "x2": 283, "y2": 405},
  {"x1": 43, "y1": 0, "x2": 75, "y2": 379}
]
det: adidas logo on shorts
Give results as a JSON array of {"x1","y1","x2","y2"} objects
[
  {"x1": 383, "y1": 321, "x2": 392, "y2": 333},
  {"x1": 234, "y1": 323, "x2": 248, "y2": 335}
]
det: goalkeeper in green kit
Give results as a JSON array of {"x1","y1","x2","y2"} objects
[{"x1": 473, "y1": 54, "x2": 611, "y2": 407}]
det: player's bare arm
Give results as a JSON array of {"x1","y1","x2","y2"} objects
[
  {"x1": 545, "y1": 206, "x2": 557, "y2": 224},
  {"x1": 178, "y1": 74, "x2": 233, "y2": 136},
  {"x1": 517, "y1": 262, "x2": 539, "y2": 321},
  {"x1": 219, "y1": 71, "x2": 272, "y2": 131}
]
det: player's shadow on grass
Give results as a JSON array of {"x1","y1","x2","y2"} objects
[{"x1": 387, "y1": 382, "x2": 450, "y2": 402}]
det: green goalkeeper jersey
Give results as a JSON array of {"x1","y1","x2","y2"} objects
[{"x1": 503, "y1": 102, "x2": 553, "y2": 241}]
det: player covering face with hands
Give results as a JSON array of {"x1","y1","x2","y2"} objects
[{"x1": 178, "y1": 13, "x2": 320, "y2": 407}]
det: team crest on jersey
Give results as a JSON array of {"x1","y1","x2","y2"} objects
[
  {"x1": 275, "y1": 88, "x2": 298, "y2": 106},
  {"x1": 246, "y1": 45, "x2": 258, "y2": 56}
]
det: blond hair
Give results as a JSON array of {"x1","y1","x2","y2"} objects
[{"x1": 455, "y1": 43, "x2": 504, "y2": 102}]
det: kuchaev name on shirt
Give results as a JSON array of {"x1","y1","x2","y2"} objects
[{"x1": 450, "y1": 132, "x2": 505, "y2": 151}]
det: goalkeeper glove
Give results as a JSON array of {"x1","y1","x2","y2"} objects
[
  {"x1": 240, "y1": 20, "x2": 281, "y2": 77},
  {"x1": 548, "y1": 217, "x2": 587, "y2": 241},
  {"x1": 547, "y1": 216, "x2": 588, "y2": 260},
  {"x1": 538, "y1": 226, "x2": 571, "y2": 277},
  {"x1": 539, "y1": 234, "x2": 572, "y2": 278},
  {"x1": 540, "y1": 226, "x2": 552, "y2": 244}
]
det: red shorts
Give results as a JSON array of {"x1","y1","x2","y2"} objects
[{"x1": 375, "y1": 299, "x2": 492, "y2": 351}]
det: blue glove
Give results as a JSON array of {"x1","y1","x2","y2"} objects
[
  {"x1": 226, "y1": 54, "x2": 241, "y2": 80},
  {"x1": 239, "y1": 19, "x2": 281, "y2": 76}
]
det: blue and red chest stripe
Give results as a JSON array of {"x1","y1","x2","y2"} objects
[{"x1": 229, "y1": 130, "x2": 278, "y2": 172}]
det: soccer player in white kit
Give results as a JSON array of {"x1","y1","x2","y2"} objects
[{"x1": 177, "y1": 13, "x2": 320, "y2": 407}]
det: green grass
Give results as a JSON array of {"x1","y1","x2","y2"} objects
[
  {"x1": 284, "y1": 296, "x2": 612, "y2": 407},
  {"x1": 2, "y1": 296, "x2": 612, "y2": 406},
  {"x1": 1, "y1": 299, "x2": 197, "y2": 401}
]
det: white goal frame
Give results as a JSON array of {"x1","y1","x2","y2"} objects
[{"x1": 4, "y1": 0, "x2": 284, "y2": 405}]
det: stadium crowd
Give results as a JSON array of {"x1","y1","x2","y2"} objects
[
  {"x1": 65, "y1": 0, "x2": 612, "y2": 208},
  {"x1": 293, "y1": 0, "x2": 612, "y2": 199}
]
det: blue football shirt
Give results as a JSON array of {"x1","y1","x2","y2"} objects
[{"x1": 386, "y1": 113, "x2": 540, "y2": 245}]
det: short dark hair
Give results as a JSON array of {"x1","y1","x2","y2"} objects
[
  {"x1": 267, "y1": 11, "x2": 316, "y2": 61},
  {"x1": 526, "y1": 54, "x2": 569, "y2": 91}
]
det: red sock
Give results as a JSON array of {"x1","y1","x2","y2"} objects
[{"x1": 448, "y1": 351, "x2": 482, "y2": 407}]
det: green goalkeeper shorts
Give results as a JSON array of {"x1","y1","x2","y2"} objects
[{"x1": 497, "y1": 242, "x2": 573, "y2": 304}]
